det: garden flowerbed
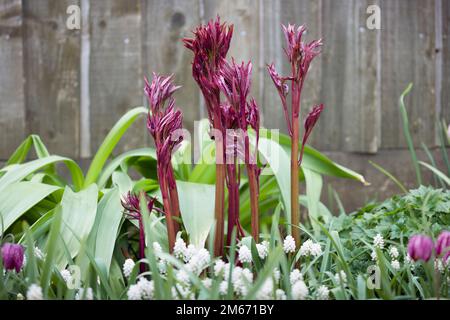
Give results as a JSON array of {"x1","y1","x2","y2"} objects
[{"x1": 0, "y1": 16, "x2": 449, "y2": 301}]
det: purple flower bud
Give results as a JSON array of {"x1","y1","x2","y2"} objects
[
  {"x1": 299, "y1": 104, "x2": 324, "y2": 165},
  {"x1": 407, "y1": 235, "x2": 434, "y2": 262},
  {"x1": 436, "y1": 231, "x2": 450, "y2": 257},
  {"x1": 281, "y1": 24, "x2": 322, "y2": 81},
  {"x1": 1, "y1": 243, "x2": 24, "y2": 273}
]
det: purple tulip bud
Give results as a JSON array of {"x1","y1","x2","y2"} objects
[
  {"x1": 436, "y1": 231, "x2": 450, "y2": 257},
  {"x1": 407, "y1": 235, "x2": 434, "y2": 262},
  {"x1": 1, "y1": 243, "x2": 24, "y2": 273}
]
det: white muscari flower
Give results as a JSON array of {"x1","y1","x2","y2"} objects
[
  {"x1": 292, "y1": 280, "x2": 308, "y2": 300},
  {"x1": 238, "y1": 245, "x2": 252, "y2": 264},
  {"x1": 232, "y1": 267, "x2": 253, "y2": 296},
  {"x1": 214, "y1": 259, "x2": 226, "y2": 277},
  {"x1": 186, "y1": 248, "x2": 210, "y2": 275},
  {"x1": 275, "y1": 289, "x2": 287, "y2": 300},
  {"x1": 290, "y1": 269, "x2": 303, "y2": 285},
  {"x1": 152, "y1": 242, "x2": 163, "y2": 258},
  {"x1": 219, "y1": 281, "x2": 228, "y2": 295},
  {"x1": 127, "y1": 284, "x2": 141, "y2": 300},
  {"x1": 371, "y1": 250, "x2": 378, "y2": 261},
  {"x1": 256, "y1": 278, "x2": 273, "y2": 300},
  {"x1": 283, "y1": 235, "x2": 296, "y2": 253},
  {"x1": 405, "y1": 254, "x2": 416, "y2": 270},
  {"x1": 173, "y1": 284, "x2": 194, "y2": 300},
  {"x1": 184, "y1": 244, "x2": 197, "y2": 263},
  {"x1": 373, "y1": 233, "x2": 384, "y2": 249},
  {"x1": 299, "y1": 239, "x2": 322, "y2": 257},
  {"x1": 176, "y1": 269, "x2": 190, "y2": 286},
  {"x1": 137, "y1": 278, "x2": 154, "y2": 299},
  {"x1": 310, "y1": 242, "x2": 322, "y2": 257},
  {"x1": 435, "y1": 259, "x2": 445, "y2": 273},
  {"x1": 158, "y1": 261, "x2": 167, "y2": 275},
  {"x1": 60, "y1": 269, "x2": 72, "y2": 284},
  {"x1": 317, "y1": 285, "x2": 329, "y2": 300},
  {"x1": 202, "y1": 278, "x2": 212, "y2": 289},
  {"x1": 173, "y1": 238, "x2": 187, "y2": 260},
  {"x1": 334, "y1": 270, "x2": 347, "y2": 286},
  {"x1": 34, "y1": 247, "x2": 44, "y2": 260},
  {"x1": 391, "y1": 260, "x2": 400, "y2": 270},
  {"x1": 256, "y1": 241, "x2": 269, "y2": 259},
  {"x1": 273, "y1": 267, "x2": 281, "y2": 283},
  {"x1": 26, "y1": 284, "x2": 43, "y2": 300},
  {"x1": 122, "y1": 258, "x2": 135, "y2": 278},
  {"x1": 76, "y1": 287, "x2": 93, "y2": 300},
  {"x1": 389, "y1": 246, "x2": 399, "y2": 259}
]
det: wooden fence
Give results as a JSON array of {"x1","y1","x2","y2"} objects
[{"x1": 0, "y1": 0, "x2": 449, "y2": 209}]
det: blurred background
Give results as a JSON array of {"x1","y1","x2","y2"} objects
[{"x1": 0, "y1": 0, "x2": 449, "y2": 212}]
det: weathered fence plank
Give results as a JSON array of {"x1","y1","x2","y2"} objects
[
  {"x1": 22, "y1": 0, "x2": 81, "y2": 158},
  {"x1": 259, "y1": 0, "x2": 284, "y2": 131},
  {"x1": 381, "y1": 0, "x2": 436, "y2": 149},
  {"x1": 319, "y1": 0, "x2": 380, "y2": 153},
  {"x1": 89, "y1": 1, "x2": 145, "y2": 155},
  {"x1": 0, "y1": 0, "x2": 25, "y2": 158},
  {"x1": 441, "y1": 0, "x2": 450, "y2": 123},
  {"x1": 202, "y1": 0, "x2": 261, "y2": 112},
  {"x1": 281, "y1": 0, "x2": 324, "y2": 145},
  {"x1": 142, "y1": 0, "x2": 201, "y2": 134}
]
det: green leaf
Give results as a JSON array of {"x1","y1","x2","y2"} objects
[
  {"x1": 399, "y1": 83, "x2": 422, "y2": 185},
  {"x1": 303, "y1": 168, "x2": 323, "y2": 236},
  {"x1": 97, "y1": 148, "x2": 156, "y2": 189},
  {"x1": 87, "y1": 187, "x2": 123, "y2": 274},
  {"x1": 56, "y1": 184, "x2": 99, "y2": 268},
  {"x1": 0, "y1": 156, "x2": 84, "y2": 192},
  {"x1": 84, "y1": 106, "x2": 148, "y2": 187},
  {"x1": 419, "y1": 161, "x2": 450, "y2": 186},
  {"x1": 257, "y1": 137, "x2": 291, "y2": 225},
  {"x1": 273, "y1": 131, "x2": 367, "y2": 184},
  {"x1": 0, "y1": 182, "x2": 60, "y2": 231},
  {"x1": 177, "y1": 181, "x2": 215, "y2": 248}
]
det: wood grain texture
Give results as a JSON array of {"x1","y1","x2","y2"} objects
[
  {"x1": 0, "y1": 0, "x2": 25, "y2": 158},
  {"x1": 22, "y1": 0, "x2": 81, "y2": 158},
  {"x1": 281, "y1": 0, "x2": 324, "y2": 144},
  {"x1": 259, "y1": 0, "x2": 284, "y2": 131},
  {"x1": 202, "y1": 0, "x2": 261, "y2": 114},
  {"x1": 380, "y1": 0, "x2": 436, "y2": 149},
  {"x1": 319, "y1": 0, "x2": 380, "y2": 153},
  {"x1": 89, "y1": 0, "x2": 145, "y2": 155},
  {"x1": 441, "y1": 0, "x2": 450, "y2": 123},
  {"x1": 141, "y1": 0, "x2": 200, "y2": 134}
]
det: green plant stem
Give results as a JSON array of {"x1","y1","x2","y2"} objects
[
  {"x1": 212, "y1": 116, "x2": 226, "y2": 257},
  {"x1": 399, "y1": 83, "x2": 422, "y2": 185},
  {"x1": 291, "y1": 96, "x2": 301, "y2": 247}
]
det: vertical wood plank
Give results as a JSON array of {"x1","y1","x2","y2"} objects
[
  {"x1": 89, "y1": 0, "x2": 144, "y2": 155},
  {"x1": 202, "y1": 0, "x2": 261, "y2": 112},
  {"x1": 22, "y1": 0, "x2": 81, "y2": 158},
  {"x1": 320, "y1": 0, "x2": 380, "y2": 153},
  {"x1": 280, "y1": 0, "x2": 324, "y2": 144},
  {"x1": 441, "y1": 0, "x2": 450, "y2": 123},
  {"x1": 260, "y1": 0, "x2": 284, "y2": 131},
  {"x1": 0, "y1": 0, "x2": 25, "y2": 158},
  {"x1": 142, "y1": 0, "x2": 201, "y2": 134},
  {"x1": 381, "y1": 0, "x2": 436, "y2": 148}
]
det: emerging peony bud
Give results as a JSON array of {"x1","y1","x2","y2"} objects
[
  {"x1": 436, "y1": 231, "x2": 450, "y2": 257},
  {"x1": 282, "y1": 24, "x2": 322, "y2": 82},
  {"x1": 1, "y1": 243, "x2": 24, "y2": 273},
  {"x1": 407, "y1": 235, "x2": 434, "y2": 262},
  {"x1": 299, "y1": 104, "x2": 325, "y2": 165}
]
